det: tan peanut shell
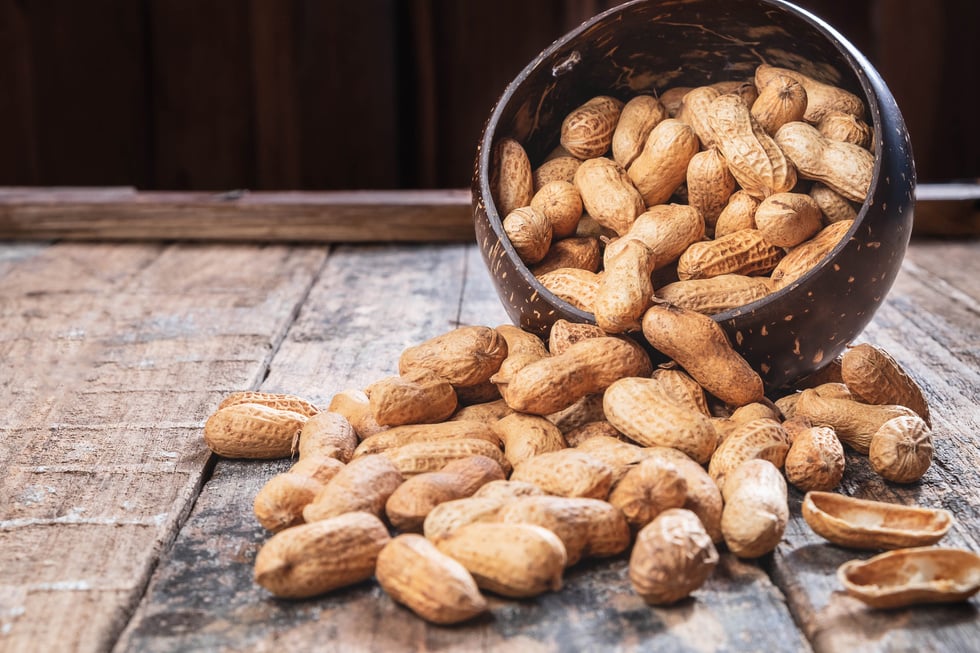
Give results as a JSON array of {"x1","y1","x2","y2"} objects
[
  {"x1": 771, "y1": 219, "x2": 853, "y2": 289},
  {"x1": 219, "y1": 391, "x2": 320, "y2": 417},
  {"x1": 708, "y1": 418, "x2": 790, "y2": 488},
  {"x1": 366, "y1": 370, "x2": 457, "y2": 427},
  {"x1": 472, "y1": 479, "x2": 547, "y2": 501},
  {"x1": 706, "y1": 93, "x2": 796, "y2": 199},
  {"x1": 818, "y1": 111, "x2": 872, "y2": 148},
  {"x1": 677, "y1": 228, "x2": 784, "y2": 281},
  {"x1": 809, "y1": 182, "x2": 857, "y2": 223},
  {"x1": 204, "y1": 403, "x2": 308, "y2": 459},
  {"x1": 531, "y1": 180, "x2": 583, "y2": 239},
  {"x1": 531, "y1": 236, "x2": 602, "y2": 275},
  {"x1": 535, "y1": 267, "x2": 601, "y2": 312},
  {"x1": 794, "y1": 388, "x2": 917, "y2": 454},
  {"x1": 548, "y1": 319, "x2": 606, "y2": 355},
  {"x1": 494, "y1": 412, "x2": 567, "y2": 468},
  {"x1": 613, "y1": 95, "x2": 667, "y2": 168},
  {"x1": 561, "y1": 95, "x2": 624, "y2": 159},
  {"x1": 838, "y1": 547, "x2": 980, "y2": 609},
  {"x1": 423, "y1": 496, "x2": 509, "y2": 541},
  {"x1": 605, "y1": 204, "x2": 705, "y2": 271},
  {"x1": 492, "y1": 325, "x2": 551, "y2": 400},
  {"x1": 627, "y1": 118, "x2": 700, "y2": 206},
  {"x1": 720, "y1": 459, "x2": 788, "y2": 558},
  {"x1": 750, "y1": 74, "x2": 807, "y2": 135},
  {"x1": 384, "y1": 455, "x2": 505, "y2": 532},
  {"x1": 546, "y1": 393, "x2": 606, "y2": 434},
  {"x1": 775, "y1": 121, "x2": 873, "y2": 202},
  {"x1": 353, "y1": 420, "x2": 499, "y2": 457},
  {"x1": 303, "y1": 454, "x2": 404, "y2": 523},
  {"x1": 641, "y1": 301, "x2": 764, "y2": 407},
  {"x1": 376, "y1": 534, "x2": 487, "y2": 624},
  {"x1": 383, "y1": 438, "x2": 510, "y2": 478},
  {"x1": 602, "y1": 377, "x2": 717, "y2": 463},
  {"x1": 593, "y1": 239, "x2": 657, "y2": 333},
  {"x1": 494, "y1": 137, "x2": 533, "y2": 216},
  {"x1": 497, "y1": 495, "x2": 630, "y2": 565},
  {"x1": 755, "y1": 64, "x2": 865, "y2": 123},
  {"x1": 503, "y1": 206, "x2": 553, "y2": 264},
  {"x1": 450, "y1": 398, "x2": 514, "y2": 424},
  {"x1": 714, "y1": 190, "x2": 760, "y2": 238},
  {"x1": 629, "y1": 508, "x2": 719, "y2": 605},
  {"x1": 754, "y1": 192, "x2": 823, "y2": 247},
  {"x1": 533, "y1": 156, "x2": 581, "y2": 192},
  {"x1": 609, "y1": 457, "x2": 687, "y2": 529},
  {"x1": 869, "y1": 415, "x2": 933, "y2": 483},
  {"x1": 499, "y1": 336, "x2": 652, "y2": 415},
  {"x1": 656, "y1": 274, "x2": 773, "y2": 315},
  {"x1": 802, "y1": 491, "x2": 953, "y2": 550},
  {"x1": 687, "y1": 148, "x2": 736, "y2": 228},
  {"x1": 254, "y1": 511, "x2": 390, "y2": 599},
  {"x1": 574, "y1": 435, "x2": 658, "y2": 483},
  {"x1": 783, "y1": 425, "x2": 844, "y2": 492},
  {"x1": 659, "y1": 86, "x2": 690, "y2": 117},
  {"x1": 645, "y1": 449, "x2": 724, "y2": 544},
  {"x1": 510, "y1": 449, "x2": 613, "y2": 499},
  {"x1": 574, "y1": 157, "x2": 645, "y2": 236},
  {"x1": 253, "y1": 473, "x2": 325, "y2": 532},
  {"x1": 676, "y1": 86, "x2": 720, "y2": 148},
  {"x1": 288, "y1": 454, "x2": 347, "y2": 485},
  {"x1": 716, "y1": 80, "x2": 759, "y2": 107},
  {"x1": 435, "y1": 522, "x2": 567, "y2": 598},
  {"x1": 649, "y1": 367, "x2": 710, "y2": 416},
  {"x1": 298, "y1": 411, "x2": 357, "y2": 463},
  {"x1": 328, "y1": 389, "x2": 387, "y2": 439},
  {"x1": 840, "y1": 343, "x2": 931, "y2": 425},
  {"x1": 565, "y1": 420, "x2": 629, "y2": 447},
  {"x1": 399, "y1": 325, "x2": 508, "y2": 390}
]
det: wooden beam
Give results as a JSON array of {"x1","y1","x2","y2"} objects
[
  {"x1": 0, "y1": 184, "x2": 975, "y2": 243},
  {"x1": 0, "y1": 188, "x2": 474, "y2": 242}
]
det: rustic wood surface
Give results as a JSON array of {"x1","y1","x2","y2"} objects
[{"x1": 0, "y1": 233, "x2": 978, "y2": 652}]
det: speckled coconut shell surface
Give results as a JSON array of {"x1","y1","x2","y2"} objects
[{"x1": 472, "y1": 0, "x2": 914, "y2": 392}]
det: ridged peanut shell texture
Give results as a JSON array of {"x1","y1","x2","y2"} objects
[
  {"x1": 869, "y1": 415, "x2": 933, "y2": 484},
  {"x1": 510, "y1": 450, "x2": 613, "y2": 499},
  {"x1": 641, "y1": 302, "x2": 764, "y2": 407},
  {"x1": 494, "y1": 137, "x2": 533, "y2": 216},
  {"x1": 435, "y1": 522, "x2": 567, "y2": 598},
  {"x1": 775, "y1": 121, "x2": 872, "y2": 203},
  {"x1": 628, "y1": 118, "x2": 700, "y2": 206},
  {"x1": 574, "y1": 157, "x2": 645, "y2": 236},
  {"x1": 375, "y1": 534, "x2": 487, "y2": 625},
  {"x1": 504, "y1": 206, "x2": 553, "y2": 264},
  {"x1": 841, "y1": 343, "x2": 930, "y2": 425},
  {"x1": 755, "y1": 63, "x2": 865, "y2": 124},
  {"x1": 612, "y1": 95, "x2": 666, "y2": 168},
  {"x1": 531, "y1": 181, "x2": 583, "y2": 239},
  {"x1": 303, "y1": 454, "x2": 404, "y2": 523},
  {"x1": 399, "y1": 325, "x2": 508, "y2": 389},
  {"x1": 561, "y1": 95, "x2": 623, "y2": 159},
  {"x1": 721, "y1": 459, "x2": 788, "y2": 559},
  {"x1": 204, "y1": 403, "x2": 308, "y2": 459},
  {"x1": 219, "y1": 391, "x2": 320, "y2": 417},
  {"x1": 593, "y1": 239, "x2": 656, "y2": 333},
  {"x1": 254, "y1": 512, "x2": 390, "y2": 599},
  {"x1": 629, "y1": 508, "x2": 719, "y2": 605},
  {"x1": 366, "y1": 370, "x2": 457, "y2": 427},
  {"x1": 605, "y1": 203, "x2": 704, "y2": 271}
]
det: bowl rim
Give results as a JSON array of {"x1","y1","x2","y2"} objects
[{"x1": 477, "y1": 0, "x2": 897, "y2": 330}]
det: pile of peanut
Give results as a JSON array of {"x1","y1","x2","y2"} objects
[
  {"x1": 494, "y1": 63, "x2": 874, "y2": 325},
  {"x1": 203, "y1": 315, "x2": 940, "y2": 621}
]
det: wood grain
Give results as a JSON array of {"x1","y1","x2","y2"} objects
[
  {"x1": 0, "y1": 241, "x2": 327, "y2": 651},
  {"x1": 0, "y1": 188, "x2": 474, "y2": 242}
]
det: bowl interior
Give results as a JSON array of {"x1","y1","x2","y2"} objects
[{"x1": 473, "y1": 0, "x2": 914, "y2": 390}]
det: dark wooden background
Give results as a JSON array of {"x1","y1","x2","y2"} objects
[{"x1": 0, "y1": 0, "x2": 976, "y2": 191}]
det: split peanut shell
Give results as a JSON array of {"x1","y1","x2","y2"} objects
[
  {"x1": 802, "y1": 491, "x2": 953, "y2": 550},
  {"x1": 839, "y1": 547, "x2": 980, "y2": 609}
]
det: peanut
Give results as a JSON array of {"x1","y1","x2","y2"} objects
[
  {"x1": 254, "y1": 511, "x2": 390, "y2": 599},
  {"x1": 564, "y1": 420, "x2": 628, "y2": 447},
  {"x1": 720, "y1": 459, "x2": 788, "y2": 558},
  {"x1": 629, "y1": 508, "x2": 719, "y2": 605},
  {"x1": 533, "y1": 156, "x2": 581, "y2": 192},
  {"x1": 494, "y1": 137, "x2": 533, "y2": 216},
  {"x1": 708, "y1": 418, "x2": 790, "y2": 489},
  {"x1": 771, "y1": 219, "x2": 853, "y2": 289},
  {"x1": 775, "y1": 121, "x2": 873, "y2": 202},
  {"x1": 612, "y1": 95, "x2": 667, "y2": 168},
  {"x1": 676, "y1": 229, "x2": 784, "y2": 280},
  {"x1": 755, "y1": 63, "x2": 864, "y2": 123},
  {"x1": 840, "y1": 343, "x2": 931, "y2": 425},
  {"x1": 376, "y1": 534, "x2": 487, "y2": 624},
  {"x1": 253, "y1": 472, "x2": 328, "y2": 533},
  {"x1": 531, "y1": 180, "x2": 583, "y2": 239},
  {"x1": 605, "y1": 203, "x2": 705, "y2": 271},
  {"x1": 219, "y1": 391, "x2": 320, "y2": 417},
  {"x1": 574, "y1": 157, "x2": 645, "y2": 236},
  {"x1": 423, "y1": 496, "x2": 509, "y2": 541},
  {"x1": 561, "y1": 95, "x2": 624, "y2": 159},
  {"x1": 530, "y1": 236, "x2": 602, "y2": 275},
  {"x1": 328, "y1": 389, "x2": 387, "y2": 439},
  {"x1": 366, "y1": 369, "x2": 457, "y2": 427},
  {"x1": 809, "y1": 182, "x2": 858, "y2": 224},
  {"x1": 869, "y1": 415, "x2": 933, "y2": 483},
  {"x1": 656, "y1": 274, "x2": 773, "y2": 316},
  {"x1": 714, "y1": 190, "x2": 760, "y2": 238},
  {"x1": 472, "y1": 479, "x2": 547, "y2": 501},
  {"x1": 750, "y1": 73, "x2": 807, "y2": 135},
  {"x1": 593, "y1": 239, "x2": 657, "y2": 333},
  {"x1": 503, "y1": 206, "x2": 553, "y2": 264},
  {"x1": 494, "y1": 412, "x2": 567, "y2": 468},
  {"x1": 627, "y1": 118, "x2": 700, "y2": 206},
  {"x1": 353, "y1": 420, "x2": 499, "y2": 457},
  {"x1": 434, "y1": 522, "x2": 567, "y2": 598},
  {"x1": 547, "y1": 319, "x2": 606, "y2": 355},
  {"x1": 546, "y1": 392, "x2": 606, "y2": 434},
  {"x1": 399, "y1": 325, "x2": 508, "y2": 390},
  {"x1": 784, "y1": 425, "x2": 845, "y2": 492},
  {"x1": 645, "y1": 448, "x2": 724, "y2": 544},
  {"x1": 676, "y1": 86, "x2": 720, "y2": 148},
  {"x1": 449, "y1": 398, "x2": 514, "y2": 424},
  {"x1": 535, "y1": 267, "x2": 601, "y2": 313},
  {"x1": 302, "y1": 454, "x2": 404, "y2": 523},
  {"x1": 818, "y1": 111, "x2": 872, "y2": 148},
  {"x1": 687, "y1": 148, "x2": 736, "y2": 229},
  {"x1": 382, "y1": 438, "x2": 511, "y2": 477},
  {"x1": 609, "y1": 456, "x2": 687, "y2": 529},
  {"x1": 297, "y1": 411, "x2": 357, "y2": 463},
  {"x1": 753, "y1": 192, "x2": 823, "y2": 248},
  {"x1": 794, "y1": 388, "x2": 917, "y2": 454},
  {"x1": 204, "y1": 402, "x2": 308, "y2": 459},
  {"x1": 641, "y1": 301, "x2": 764, "y2": 406},
  {"x1": 510, "y1": 449, "x2": 613, "y2": 499}
]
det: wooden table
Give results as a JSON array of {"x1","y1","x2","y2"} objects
[{"x1": 1, "y1": 211, "x2": 978, "y2": 652}]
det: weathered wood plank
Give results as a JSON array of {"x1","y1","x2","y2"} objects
[
  {"x1": 0, "y1": 241, "x2": 328, "y2": 651},
  {"x1": 767, "y1": 244, "x2": 980, "y2": 653},
  {"x1": 118, "y1": 243, "x2": 810, "y2": 653},
  {"x1": 0, "y1": 188, "x2": 473, "y2": 242}
]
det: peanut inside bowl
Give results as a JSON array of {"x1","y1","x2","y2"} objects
[{"x1": 471, "y1": 0, "x2": 915, "y2": 392}]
